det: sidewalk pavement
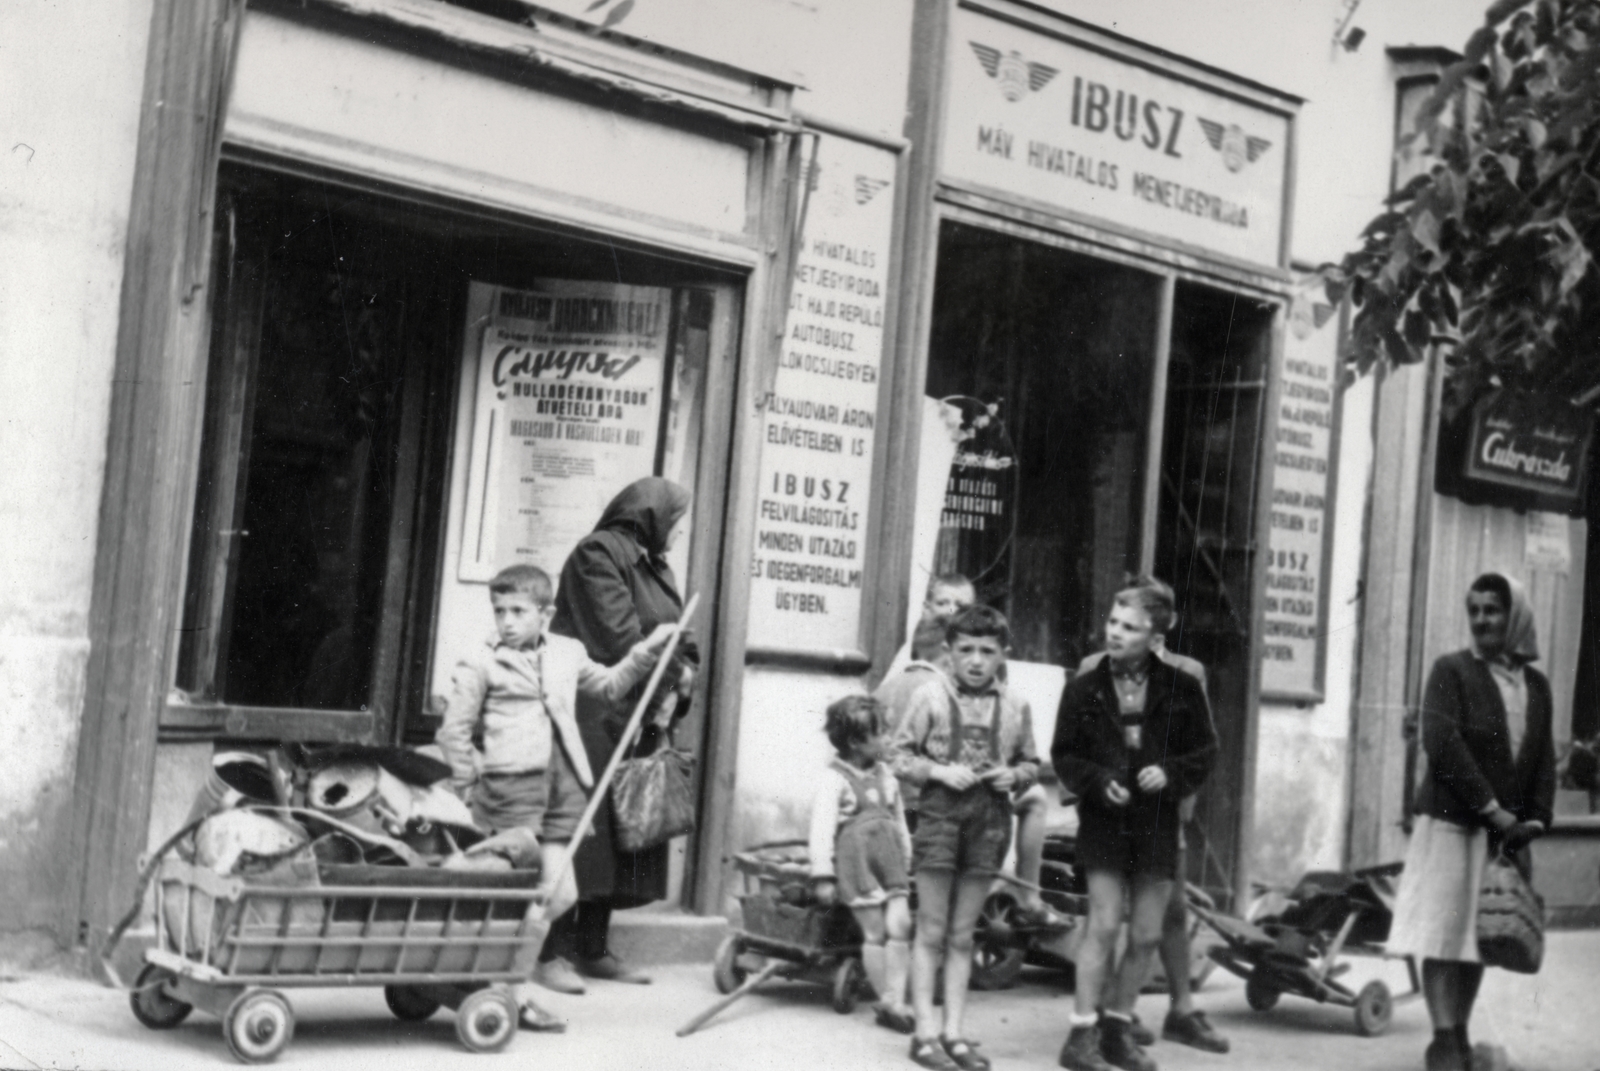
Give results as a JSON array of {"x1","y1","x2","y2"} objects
[{"x1": 2, "y1": 931, "x2": 1596, "y2": 1071}]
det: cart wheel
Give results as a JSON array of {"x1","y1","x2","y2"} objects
[
  {"x1": 713, "y1": 935, "x2": 749, "y2": 995},
  {"x1": 385, "y1": 985, "x2": 442, "y2": 1022},
  {"x1": 224, "y1": 989, "x2": 294, "y2": 1064},
  {"x1": 130, "y1": 963, "x2": 192, "y2": 1030},
  {"x1": 831, "y1": 958, "x2": 864, "y2": 1014},
  {"x1": 1353, "y1": 980, "x2": 1393, "y2": 1037},
  {"x1": 456, "y1": 988, "x2": 517, "y2": 1054},
  {"x1": 970, "y1": 891, "x2": 1027, "y2": 991},
  {"x1": 1244, "y1": 972, "x2": 1281, "y2": 1012}
]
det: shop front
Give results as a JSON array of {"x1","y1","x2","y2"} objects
[
  {"x1": 890, "y1": 0, "x2": 1313, "y2": 910},
  {"x1": 64, "y1": 0, "x2": 825, "y2": 949}
]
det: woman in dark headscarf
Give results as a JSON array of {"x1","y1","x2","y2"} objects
[
  {"x1": 1388, "y1": 572, "x2": 1556, "y2": 1071},
  {"x1": 534, "y1": 477, "x2": 697, "y2": 992}
]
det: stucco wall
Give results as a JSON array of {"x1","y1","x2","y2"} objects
[{"x1": 0, "y1": 1, "x2": 152, "y2": 947}]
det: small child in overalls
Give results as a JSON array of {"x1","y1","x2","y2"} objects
[{"x1": 809, "y1": 695, "x2": 916, "y2": 1034}]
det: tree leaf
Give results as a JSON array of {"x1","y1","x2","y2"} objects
[{"x1": 601, "y1": 0, "x2": 635, "y2": 27}]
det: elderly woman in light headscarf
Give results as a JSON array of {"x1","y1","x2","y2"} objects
[{"x1": 1389, "y1": 572, "x2": 1557, "y2": 1071}]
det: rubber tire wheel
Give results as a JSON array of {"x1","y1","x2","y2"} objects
[
  {"x1": 713, "y1": 935, "x2": 749, "y2": 996},
  {"x1": 130, "y1": 964, "x2": 192, "y2": 1030},
  {"x1": 1245, "y1": 972, "x2": 1281, "y2": 1012},
  {"x1": 970, "y1": 892, "x2": 1027, "y2": 991},
  {"x1": 456, "y1": 988, "x2": 517, "y2": 1054},
  {"x1": 831, "y1": 958, "x2": 864, "y2": 1014},
  {"x1": 1353, "y1": 979, "x2": 1393, "y2": 1037},
  {"x1": 384, "y1": 985, "x2": 442, "y2": 1022},
  {"x1": 223, "y1": 989, "x2": 294, "y2": 1064}
]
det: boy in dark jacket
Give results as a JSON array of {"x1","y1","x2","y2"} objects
[{"x1": 1053, "y1": 581, "x2": 1217, "y2": 1071}]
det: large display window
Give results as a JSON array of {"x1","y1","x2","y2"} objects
[{"x1": 170, "y1": 164, "x2": 740, "y2": 745}]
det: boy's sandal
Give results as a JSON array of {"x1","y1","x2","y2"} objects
[
  {"x1": 875, "y1": 1003, "x2": 916, "y2": 1034},
  {"x1": 910, "y1": 1036, "x2": 961, "y2": 1071},
  {"x1": 516, "y1": 1000, "x2": 567, "y2": 1033},
  {"x1": 940, "y1": 1037, "x2": 991, "y2": 1071}
]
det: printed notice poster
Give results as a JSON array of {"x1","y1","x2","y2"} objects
[
  {"x1": 747, "y1": 134, "x2": 897, "y2": 652},
  {"x1": 1525, "y1": 511, "x2": 1572, "y2": 575},
  {"x1": 459, "y1": 280, "x2": 669, "y2": 583},
  {"x1": 1260, "y1": 289, "x2": 1341, "y2": 699}
]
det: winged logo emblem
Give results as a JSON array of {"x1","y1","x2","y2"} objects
[
  {"x1": 969, "y1": 42, "x2": 1058, "y2": 102},
  {"x1": 854, "y1": 175, "x2": 891, "y2": 206},
  {"x1": 1197, "y1": 118, "x2": 1272, "y2": 172}
]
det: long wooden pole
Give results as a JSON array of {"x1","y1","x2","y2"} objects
[{"x1": 540, "y1": 592, "x2": 700, "y2": 918}]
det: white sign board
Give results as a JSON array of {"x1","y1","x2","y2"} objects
[
  {"x1": 942, "y1": 6, "x2": 1290, "y2": 267},
  {"x1": 747, "y1": 134, "x2": 897, "y2": 653},
  {"x1": 1260, "y1": 293, "x2": 1340, "y2": 699},
  {"x1": 459, "y1": 281, "x2": 670, "y2": 582},
  {"x1": 1525, "y1": 511, "x2": 1572, "y2": 574}
]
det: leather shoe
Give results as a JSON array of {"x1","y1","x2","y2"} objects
[
  {"x1": 575, "y1": 953, "x2": 652, "y2": 984},
  {"x1": 532, "y1": 956, "x2": 587, "y2": 995}
]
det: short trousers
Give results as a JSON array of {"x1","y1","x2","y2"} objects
[
  {"x1": 912, "y1": 782, "x2": 1013, "y2": 877},
  {"x1": 1075, "y1": 808, "x2": 1180, "y2": 880},
  {"x1": 1012, "y1": 781, "x2": 1048, "y2": 814},
  {"x1": 834, "y1": 815, "x2": 910, "y2": 907},
  {"x1": 473, "y1": 745, "x2": 587, "y2": 843}
]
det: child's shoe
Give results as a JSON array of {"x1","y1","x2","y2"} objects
[
  {"x1": 874, "y1": 1002, "x2": 916, "y2": 1035},
  {"x1": 1100, "y1": 1016, "x2": 1158, "y2": 1071},
  {"x1": 574, "y1": 952, "x2": 651, "y2": 985},
  {"x1": 911, "y1": 1035, "x2": 961, "y2": 1071},
  {"x1": 1161, "y1": 1010, "x2": 1228, "y2": 1053},
  {"x1": 1058, "y1": 1025, "x2": 1114, "y2": 1071},
  {"x1": 941, "y1": 1037, "x2": 991, "y2": 1071},
  {"x1": 1129, "y1": 1014, "x2": 1156, "y2": 1047}
]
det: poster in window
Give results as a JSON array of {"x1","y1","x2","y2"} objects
[
  {"x1": 932, "y1": 396, "x2": 1018, "y2": 601},
  {"x1": 459, "y1": 280, "x2": 669, "y2": 583}
]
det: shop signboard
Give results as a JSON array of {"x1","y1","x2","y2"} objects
[
  {"x1": 458, "y1": 280, "x2": 670, "y2": 583},
  {"x1": 1260, "y1": 292, "x2": 1342, "y2": 701},
  {"x1": 1462, "y1": 390, "x2": 1593, "y2": 506},
  {"x1": 747, "y1": 133, "x2": 897, "y2": 656},
  {"x1": 941, "y1": 4, "x2": 1292, "y2": 268}
]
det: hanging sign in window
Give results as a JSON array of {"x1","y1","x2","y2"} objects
[
  {"x1": 747, "y1": 133, "x2": 897, "y2": 655},
  {"x1": 459, "y1": 280, "x2": 670, "y2": 583},
  {"x1": 1260, "y1": 292, "x2": 1341, "y2": 701},
  {"x1": 932, "y1": 396, "x2": 1018, "y2": 601}
]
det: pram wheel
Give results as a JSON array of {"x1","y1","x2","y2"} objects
[
  {"x1": 1244, "y1": 972, "x2": 1281, "y2": 1011},
  {"x1": 713, "y1": 935, "x2": 750, "y2": 995},
  {"x1": 223, "y1": 989, "x2": 294, "y2": 1064},
  {"x1": 831, "y1": 958, "x2": 865, "y2": 1014},
  {"x1": 130, "y1": 964, "x2": 192, "y2": 1030},
  {"x1": 971, "y1": 891, "x2": 1027, "y2": 991},
  {"x1": 455, "y1": 988, "x2": 517, "y2": 1053},
  {"x1": 385, "y1": 985, "x2": 442, "y2": 1021},
  {"x1": 1353, "y1": 980, "x2": 1393, "y2": 1037}
]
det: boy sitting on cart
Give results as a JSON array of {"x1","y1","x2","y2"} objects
[{"x1": 436, "y1": 562, "x2": 672, "y2": 1030}]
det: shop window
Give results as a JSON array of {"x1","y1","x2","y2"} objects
[
  {"x1": 926, "y1": 221, "x2": 1161, "y2": 666},
  {"x1": 171, "y1": 165, "x2": 734, "y2": 741}
]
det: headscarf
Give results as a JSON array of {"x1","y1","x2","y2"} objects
[
  {"x1": 595, "y1": 477, "x2": 690, "y2": 559},
  {"x1": 1467, "y1": 571, "x2": 1540, "y2": 666}
]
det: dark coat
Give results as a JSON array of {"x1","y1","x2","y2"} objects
[
  {"x1": 1414, "y1": 650, "x2": 1557, "y2": 830},
  {"x1": 1051, "y1": 657, "x2": 1218, "y2": 874},
  {"x1": 551, "y1": 480, "x2": 696, "y2": 907}
]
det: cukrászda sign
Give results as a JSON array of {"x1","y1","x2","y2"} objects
[
  {"x1": 942, "y1": 6, "x2": 1292, "y2": 268},
  {"x1": 1463, "y1": 390, "x2": 1593, "y2": 508}
]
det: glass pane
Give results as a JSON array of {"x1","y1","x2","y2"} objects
[
  {"x1": 220, "y1": 259, "x2": 408, "y2": 710},
  {"x1": 926, "y1": 221, "x2": 1159, "y2": 665}
]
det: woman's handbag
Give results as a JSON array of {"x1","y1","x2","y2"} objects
[
  {"x1": 1476, "y1": 850, "x2": 1544, "y2": 973},
  {"x1": 611, "y1": 738, "x2": 697, "y2": 853}
]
